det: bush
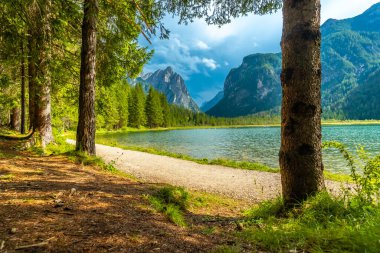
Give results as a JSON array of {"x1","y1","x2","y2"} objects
[{"x1": 323, "y1": 141, "x2": 380, "y2": 206}]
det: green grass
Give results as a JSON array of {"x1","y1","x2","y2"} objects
[
  {"x1": 236, "y1": 192, "x2": 380, "y2": 252},
  {"x1": 0, "y1": 173, "x2": 15, "y2": 181},
  {"x1": 40, "y1": 130, "x2": 138, "y2": 180},
  {"x1": 0, "y1": 150, "x2": 11, "y2": 159},
  {"x1": 0, "y1": 128, "x2": 19, "y2": 136},
  {"x1": 324, "y1": 171, "x2": 353, "y2": 182},
  {"x1": 146, "y1": 186, "x2": 189, "y2": 227}
]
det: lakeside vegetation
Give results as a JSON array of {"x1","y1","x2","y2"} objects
[{"x1": 93, "y1": 131, "x2": 352, "y2": 182}]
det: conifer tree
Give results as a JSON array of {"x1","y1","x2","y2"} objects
[
  {"x1": 159, "y1": 93, "x2": 170, "y2": 127},
  {"x1": 129, "y1": 84, "x2": 146, "y2": 128},
  {"x1": 146, "y1": 87, "x2": 163, "y2": 128}
]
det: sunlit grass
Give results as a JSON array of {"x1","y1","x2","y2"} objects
[{"x1": 237, "y1": 192, "x2": 380, "y2": 252}]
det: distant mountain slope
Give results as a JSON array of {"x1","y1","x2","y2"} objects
[
  {"x1": 136, "y1": 67, "x2": 200, "y2": 112},
  {"x1": 207, "y1": 3, "x2": 380, "y2": 119},
  {"x1": 207, "y1": 54, "x2": 281, "y2": 117},
  {"x1": 200, "y1": 91, "x2": 224, "y2": 112},
  {"x1": 343, "y1": 69, "x2": 380, "y2": 119}
]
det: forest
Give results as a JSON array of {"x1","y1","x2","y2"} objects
[
  {"x1": 0, "y1": 0, "x2": 379, "y2": 252},
  {"x1": 0, "y1": 0, "x2": 280, "y2": 135}
]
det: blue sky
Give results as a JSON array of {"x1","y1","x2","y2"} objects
[{"x1": 142, "y1": 0, "x2": 380, "y2": 106}]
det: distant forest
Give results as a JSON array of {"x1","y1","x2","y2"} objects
[{"x1": 62, "y1": 82, "x2": 281, "y2": 131}]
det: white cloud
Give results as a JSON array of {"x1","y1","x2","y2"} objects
[
  {"x1": 145, "y1": 35, "x2": 220, "y2": 79},
  {"x1": 195, "y1": 40, "x2": 210, "y2": 50},
  {"x1": 202, "y1": 58, "x2": 219, "y2": 70}
]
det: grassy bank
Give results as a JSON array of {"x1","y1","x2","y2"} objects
[
  {"x1": 95, "y1": 119, "x2": 380, "y2": 133},
  {"x1": 93, "y1": 133, "x2": 352, "y2": 182},
  {"x1": 142, "y1": 184, "x2": 380, "y2": 253}
]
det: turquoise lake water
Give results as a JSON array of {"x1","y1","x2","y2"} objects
[{"x1": 100, "y1": 125, "x2": 380, "y2": 173}]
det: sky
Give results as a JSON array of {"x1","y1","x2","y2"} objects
[{"x1": 142, "y1": 0, "x2": 380, "y2": 106}]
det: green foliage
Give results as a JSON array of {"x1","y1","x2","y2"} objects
[
  {"x1": 128, "y1": 84, "x2": 147, "y2": 128},
  {"x1": 323, "y1": 141, "x2": 380, "y2": 206},
  {"x1": 162, "y1": 0, "x2": 282, "y2": 25},
  {"x1": 97, "y1": 80, "x2": 130, "y2": 130},
  {"x1": 233, "y1": 141, "x2": 380, "y2": 252},
  {"x1": 147, "y1": 186, "x2": 189, "y2": 227},
  {"x1": 241, "y1": 192, "x2": 380, "y2": 252},
  {"x1": 145, "y1": 86, "x2": 163, "y2": 128}
]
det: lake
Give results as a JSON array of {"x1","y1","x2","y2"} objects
[{"x1": 98, "y1": 125, "x2": 380, "y2": 174}]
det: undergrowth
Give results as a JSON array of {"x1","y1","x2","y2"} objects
[{"x1": 229, "y1": 142, "x2": 380, "y2": 252}]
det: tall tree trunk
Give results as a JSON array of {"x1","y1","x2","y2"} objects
[
  {"x1": 279, "y1": 0, "x2": 325, "y2": 205},
  {"x1": 34, "y1": 0, "x2": 53, "y2": 148},
  {"x1": 76, "y1": 0, "x2": 98, "y2": 155},
  {"x1": 27, "y1": 7, "x2": 37, "y2": 132},
  {"x1": 10, "y1": 107, "x2": 21, "y2": 131},
  {"x1": 21, "y1": 41, "x2": 26, "y2": 134}
]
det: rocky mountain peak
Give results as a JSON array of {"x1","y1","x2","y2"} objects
[{"x1": 135, "y1": 67, "x2": 200, "y2": 112}]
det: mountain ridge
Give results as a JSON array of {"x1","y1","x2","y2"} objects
[
  {"x1": 205, "y1": 3, "x2": 380, "y2": 119},
  {"x1": 135, "y1": 67, "x2": 200, "y2": 112}
]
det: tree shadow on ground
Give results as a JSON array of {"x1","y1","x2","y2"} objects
[{"x1": 0, "y1": 140, "x2": 244, "y2": 252}]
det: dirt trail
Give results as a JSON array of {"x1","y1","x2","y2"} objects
[{"x1": 67, "y1": 140, "x2": 342, "y2": 201}]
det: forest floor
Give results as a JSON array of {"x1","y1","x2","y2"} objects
[
  {"x1": 66, "y1": 140, "x2": 345, "y2": 202},
  {"x1": 0, "y1": 140, "x2": 250, "y2": 252}
]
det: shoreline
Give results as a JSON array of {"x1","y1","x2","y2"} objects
[
  {"x1": 89, "y1": 138, "x2": 352, "y2": 182},
  {"x1": 91, "y1": 120, "x2": 380, "y2": 134},
  {"x1": 66, "y1": 139, "x2": 346, "y2": 200}
]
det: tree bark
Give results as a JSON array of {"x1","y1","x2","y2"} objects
[
  {"x1": 279, "y1": 0, "x2": 325, "y2": 205},
  {"x1": 21, "y1": 41, "x2": 26, "y2": 134},
  {"x1": 27, "y1": 5, "x2": 37, "y2": 132},
  {"x1": 10, "y1": 107, "x2": 21, "y2": 131},
  {"x1": 76, "y1": 0, "x2": 98, "y2": 155},
  {"x1": 34, "y1": 0, "x2": 54, "y2": 148}
]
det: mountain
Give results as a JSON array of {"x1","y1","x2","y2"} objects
[
  {"x1": 207, "y1": 3, "x2": 380, "y2": 119},
  {"x1": 136, "y1": 67, "x2": 200, "y2": 112},
  {"x1": 200, "y1": 91, "x2": 224, "y2": 112},
  {"x1": 343, "y1": 69, "x2": 380, "y2": 119},
  {"x1": 207, "y1": 53, "x2": 282, "y2": 117}
]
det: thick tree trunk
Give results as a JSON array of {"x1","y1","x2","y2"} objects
[
  {"x1": 76, "y1": 0, "x2": 98, "y2": 155},
  {"x1": 10, "y1": 107, "x2": 21, "y2": 131},
  {"x1": 21, "y1": 41, "x2": 26, "y2": 134},
  {"x1": 34, "y1": 0, "x2": 54, "y2": 148},
  {"x1": 279, "y1": 0, "x2": 325, "y2": 204}
]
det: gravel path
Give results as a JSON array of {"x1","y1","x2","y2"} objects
[{"x1": 67, "y1": 140, "x2": 342, "y2": 201}]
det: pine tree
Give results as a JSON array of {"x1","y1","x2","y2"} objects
[
  {"x1": 145, "y1": 87, "x2": 163, "y2": 128},
  {"x1": 129, "y1": 84, "x2": 146, "y2": 128},
  {"x1": 159, "y1": 93, "x2": 170, "y2": 127}
]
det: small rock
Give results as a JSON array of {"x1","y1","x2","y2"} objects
[{"x1": 10, "y1": 228, "x2": 17, "y2": 234}]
